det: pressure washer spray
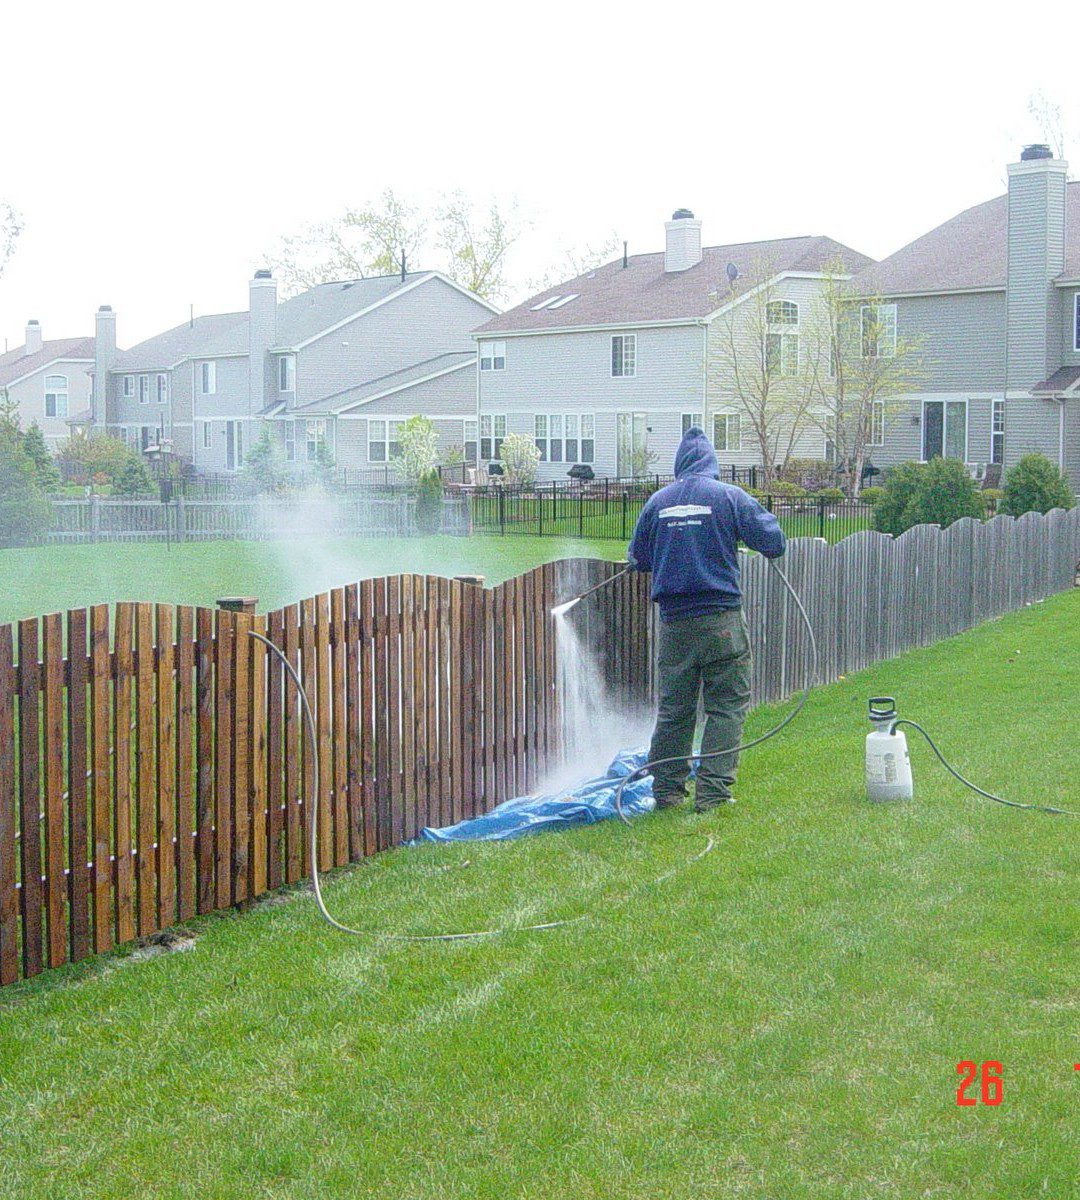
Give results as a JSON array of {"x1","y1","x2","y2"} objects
[{"x1": 250, "y1": 557, "x2": 1075, "y2": 944}]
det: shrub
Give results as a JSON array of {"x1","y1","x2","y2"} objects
[
  {"x1": 415, "y1": 469, "x2": 443, "y2": 534},
  {"x1": 873, "y1": 458, "x2": 983, "y2": 535},
  {"x1": 57, "y1": 431, "x2": 133, "y2": 483},
  {"x1": 240, "y1": 428, "x2": 290, "y2": 495},
  {"x1": 815, "y1": 487, "x2": 846, "y2": 503},
  {"x1": 982, "y1": 487, "x2": 1004, "y2": 504},
  {"x1": 393, "y1": 415, "x2": 440, "y2": 485},
  {"x1": 500, "y1": 432, "x2": 541, "y2": 487},
  {"x1": 777, "y1": 458, "x2": 834, "y2": 492},
  {"x1": 859, "y1": 486, "x2": 885, "y2": 505},
  {"x1": 1000, "y1": 453, "x2": 1074, "y2": 516},
  {"x1": 22, "y1": 423, "x2": 61, "y2": 493},
  {"x1": 766, "y1": 481, "x2": 808, "y2": 498},
  {"x1": 114, "y1": 456, "x2": 154, "y2": 496}
]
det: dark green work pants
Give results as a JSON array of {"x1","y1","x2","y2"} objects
[{"x1": 649, "y1": 608, "x2": 753, "y2": 808}]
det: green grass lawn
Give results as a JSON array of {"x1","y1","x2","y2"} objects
[
  {"x1": 0, "y1": 536, "x2": 627, "y2": 626},
  {"x1": 2, "y1": 591, "x2": 1077, "y2": 1198}
]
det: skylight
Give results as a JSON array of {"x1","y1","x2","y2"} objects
[
  {"x1": 547, "y1": 294, "x2": 580, "y2": 309},
  {"x1": 531, "y1": 295, "x2": 562, "y2": 310}
]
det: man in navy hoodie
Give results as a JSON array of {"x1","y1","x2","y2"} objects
[{"x1": 628, "y1": 427, "x2": 785, "y2": 812}]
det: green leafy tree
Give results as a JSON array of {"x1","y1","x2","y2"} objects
[
  {"x1": 0, "y1": 420, "x2": 51, "y2": 545},
  {"x1": 500, "y1": 432, "x2": 541, "y2": 487},
  {"x1": 57, "y1": 431, "x2": 136, "y2": 484},
  {"x1": 873, "y1": 459, "x2": 984, "y2": 535},
  {"x1": 1000, "y1": 453, "x2": 1074, "y2": 516},
  {"x1": 393, "y1": 415, "x2": 441, "y2": 485},
  {"x1": 22, "y1": 423, "x2": 61, "y2": 493}
]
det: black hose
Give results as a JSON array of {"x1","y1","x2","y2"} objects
[
  {"x1": 891, "y1": 718, "x2": 1080, "y2": 817},
  {"x1": 614, "y1": 558, "x2": 817, "y2": 822}
]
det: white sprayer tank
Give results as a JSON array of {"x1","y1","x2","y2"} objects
[{"x1": 865, "y1": 698, "x2": 913, "y2": 803}]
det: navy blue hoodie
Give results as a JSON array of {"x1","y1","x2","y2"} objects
[{"x1": 627, "y1": 427, "x2": 785, "y2": 621}]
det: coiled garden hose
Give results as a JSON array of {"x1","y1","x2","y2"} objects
[{"x1": 613, "y1": 558, "x2": 818, "y2": 823}]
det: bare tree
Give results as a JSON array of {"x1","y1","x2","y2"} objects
[
  {"x1": 803, "y1": 259, "x2": 926, "y2": 495},
  {"x1": 1, "y1": 203, "x2": 22, "y2": 280},
  {"x1": 435, "y1": 192, "x2": 518, "y2": 303},
  {"x1": 711, "y1": 261, "x2": 817, "y2": 484},
  {"x1": 526, "y1": 231, "x2": 622, "y2": 293},
  {"x1": 1028, "y1": 91, "x2": 1067, "y2": 159},
  {"x1": 267, "y1": 190, "x2": 427, "y2": 295}
]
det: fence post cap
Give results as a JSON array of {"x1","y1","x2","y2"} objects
[
  {"x1": 454, "y1": 575, "x2": 485, "y2": 586},
  {"x1": 217, "y1": 596, "x2": 258, "y2": 613}
]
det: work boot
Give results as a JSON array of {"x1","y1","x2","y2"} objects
[
  {"x1": 693, "y1": 783, "x2": 734, "y2": 813},
  {"x1": 654, "y1": 791, "x2": 687, "y2": 810}
]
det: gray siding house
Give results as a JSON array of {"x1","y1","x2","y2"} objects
[
  {"x1": 474, "y1": 212, "x2": 871, "y2": 480},
  {"x1": 854, "y1": 145, "x2": 1080, "y2": 491},
  {"x1": 0, "y1": 322, "x2": 94, "y2": 449},
  {"x1": 96, "y1": 271, "x2": 496, "y2": 472}
]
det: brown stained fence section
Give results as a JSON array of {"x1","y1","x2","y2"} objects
[{"x1": 2, "y1": 508, "x2": 1079, "y2": 988}]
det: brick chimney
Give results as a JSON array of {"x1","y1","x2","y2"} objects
[
  {"x1": 24, "y1": 319, "x2": 42, "y2": 356},
  {"x1": 1006, "y1": 145, "x2": 1068, "y2": 390},
  {"x1": 664, "y1": 209, "x2": 703, "y2": 273}
]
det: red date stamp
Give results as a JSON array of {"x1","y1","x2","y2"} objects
[{"x1": 956, "y1": 1060, "x2": 1003, "y2": 1106}]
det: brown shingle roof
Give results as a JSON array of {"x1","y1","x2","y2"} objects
[
  {"x1": 475, "y1": 236, "x2": 873, "y2": 334},
  {"x1": 1031, "y1": 365, "x2": 1080, "y2": 394},
  {"x1": 855, "y1": 181, "x2": 1080, "y2": 296},
  {"x1": 0, "y1": 338, "x2": 95, "y2": 387}
]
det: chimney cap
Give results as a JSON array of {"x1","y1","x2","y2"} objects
[
  {"x1": 253, "y1": 268, "x2": 273, "y2": 280},
  {"x1": 97, "y1": 304, "x2": 113, "y2": 313},
  {"x1": 1020, "y1": 143, "x2": 1054, "y2": 161},
  {"x1": 27, "y1": 318, "x2": 39, "y2": 326},
  {"x1": 671, "y1": 208, "x2": 695, "y2": 221}
]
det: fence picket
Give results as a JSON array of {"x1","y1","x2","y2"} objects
[
  {"x1": 67, "y1": 608, "x2": 90, "y2": 963},
  {"x1": 90, "y1": 606, "x2": 112, "y2": 951},
  {"x1": 176, "y1": 606, "x2": 196, "y2": 921},
  {"x1": 0, "y1": 627, "x2": 17, "y2": 985},
  {"x1": 113, "y1": 605, "x2": 136, "y2": 945}
]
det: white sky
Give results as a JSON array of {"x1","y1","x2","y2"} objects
[{"x1": 0, "y1": 0, "x2": 1076, "y2": 350}]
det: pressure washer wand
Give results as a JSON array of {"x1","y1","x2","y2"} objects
[{"x1": 551, "y1": 567, "x2": 630, "y2": 617}]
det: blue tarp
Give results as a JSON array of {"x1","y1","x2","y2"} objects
[{"x1": 413, "y1": 748, "x2": 658, "y2": 843}]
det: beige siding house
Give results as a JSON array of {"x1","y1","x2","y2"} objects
[{"x1": 0, "y1": 322, "x2": 94, "y2": 448}]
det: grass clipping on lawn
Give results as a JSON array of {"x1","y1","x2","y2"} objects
[{"x1": 1, "y1": 591, "x2": 1077, "y2": 1199}]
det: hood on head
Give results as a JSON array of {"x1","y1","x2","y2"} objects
[{"x1": 673, "y1": 426, "x2": 719, "y2": 479}]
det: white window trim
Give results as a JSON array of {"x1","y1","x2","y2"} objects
[
  {"x1": 611, "y1": 334, "x2": 637, "y2": 378},
  {"x1": 479, "y1": 341, "x2": 506, "y2": 372},
  {"x1": 201, "y1": 361, "x2": 217, "y2": 395},
  {"x1": 868, "y1": 399, "x2": 885, "y2": 447},
  {"x1": 123, "y1": 375, "x2": 135, "y2": 397},
  {"x1": 681, "y1": 413, "x2": 703, "y2": 436},
  {"x1": 202, "y1": 421, "x2": 212, "y2": 450},
  {"x1": 861, "y1": 304, "x2": 898, "y2": 359},
  {"x1": 712, "y1": 410, "x2": 742, "y2": 453},
  {"x1": 920, "y1": 397, "x2": 969, "y2": 463},
  {"x1": 279, "y1": 354, "x2": 296, "y2": 392},
  {"x1": 44, "y1": 374, "x2": 69, "y2": 419},
  {"x1": 990, "y1": 399, "x2": 1005, "y2": 465},
  {"x1": 138, "y1": 374, "x2": 150, "y2": 404},
  {"x1": 533, "y1": 412, "x2": 595, "y2": 464},
  {"x1": 156, "y1": 373, "x2": 168, "y2": 404},
  {"x1": 1073, "y1": 294, "x2": 1080, "y2": 353},
  {"x1": 479, "y1": 413, "x2": 507, "y2": 460}
]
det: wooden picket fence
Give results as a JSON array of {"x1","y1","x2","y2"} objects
[{"x1": 0, "y1": 561, "x2": 649, "y2": 986}]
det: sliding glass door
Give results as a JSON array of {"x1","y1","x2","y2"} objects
[{"x1": 922, "y1": 400, "x2": 967, "y2": 462}]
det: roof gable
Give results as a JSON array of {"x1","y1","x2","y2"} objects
[
  {"x1": 475, "y1": 236, "x2": 872, "y2": 335},
  {"x1": 0, "y1": 338, "x2": 95, "y2": 388}
]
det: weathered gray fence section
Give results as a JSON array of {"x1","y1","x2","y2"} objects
[
  {"x1": 48, "y1": 495, "x2": 470, "y2": 543},
  {"x1": 736, "y1": 508, "x2": 1080, "y2": 707}
]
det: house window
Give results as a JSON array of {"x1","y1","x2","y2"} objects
[
  {"x1": 681, "y1": 413, "x2": 703, "y2": 436},
  {"x1": 565, "y1": 415, "x2": 579, "y2": 463},
  {"x1": 868, "y1": 400, "x2": 885, "y2": 447},
  {"x1": 203, "y1": 422, "x2": 212, "y2": 450},
  {"x1": 44, "y1": 374, "x2": 68, "y2": 418},
  {"x1": 611, "y1": 334, "x2": 636, "y2": 377},
  {"x1": 138, "y1": 374, "x2": 150, "y2": 404},
  {"x1": 226, "y1": 420, "x2": 244, "y2": 470},
  {"x1": 765, "y1": 300, "x2": 799, "y2": 377},
  {"x1": 463, "y1": 419, "x2": 478, "y2": 463},
  {"x1": 480, "y1": 341, "x2": 506, "y2": 371},
  {"x1": 861, "y1": 304, "x2": 897, "y2": 359},
  {"x1": 123, "y1": 375, "x2": 134, "y2": 398},
  {"x1": 535, "y1": 415, "x2": 547, "y2": 461},
  {"x1": 156, "y1": 373, "x2": 168, "y2": 404},
  {"x1": 922, "y1": 399, "x2": 967, "y2": 461},
  {"x1": 480, "y1": 414, "x2": 506, "y2": 460},
  {"x1": 304, "y1": 419, "x2": 330, "y2": 463},
  {"x1": 580, "y1": 414, "x2": 595, "y2": 464},
  {"x1": 1074, "y1": 295, "x2": 1080, "y2": 352},
  {"x1": 713, "y1": 411, "x2": 742, "y2": 453},
  {"x1": 141, "y1": 426, "x2": 153, "y2": 452},
  {"x1": 285, "y1": 421, "x2": 295, "y2": 462},
  {"x1": 991, "y1": 400, "x2": 1005, "y2": 465},
  {"x1": 279, "y1": 355, "x2": 296, "y2": 392},
  {"x1": 536, "y1": 413, "x2": 592, "y2": 463},
  {"x1": 200, "y1": 361, "x2": 217, "y2": 395},
  {"x1": 368, "y1": 419, "x2": 403, "y2": 463}
]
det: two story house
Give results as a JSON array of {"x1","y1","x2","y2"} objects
[
  {"x1": 473, "y1": 212, "x2": 871, "y2": 480},
  {"x1": 0, "y1": 321, "x2": 94, "y2": 448},
  {"x1": 95, "y1": 269, "x2": 496, "y2": 471},
  {"x1": 854, "y1": 145, "x2": 1080, "y2": 492}
]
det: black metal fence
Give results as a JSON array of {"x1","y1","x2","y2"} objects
[{"x1": 467, "y1": 484, "x2": 877, "y2": 542}]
